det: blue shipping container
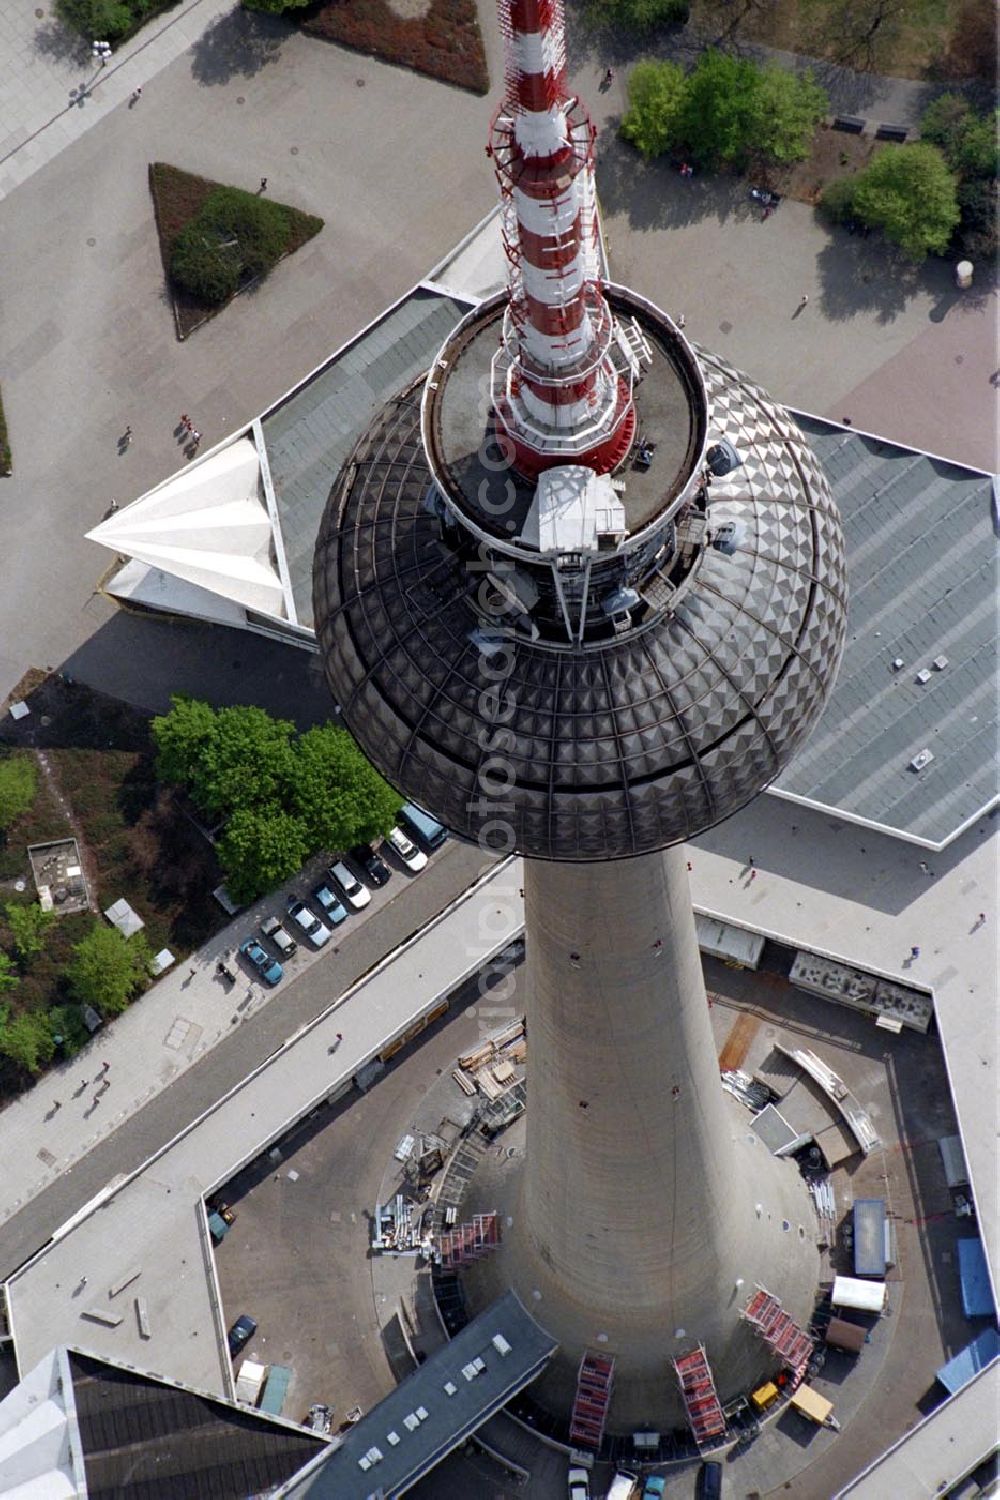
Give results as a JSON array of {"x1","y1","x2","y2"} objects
[
  {"x1": 853, "y1": 1198, "x2": 887, "y2": 1278},
  {"x1": 259, "y1": 1364, "x2": 292, "y2": 1416}
]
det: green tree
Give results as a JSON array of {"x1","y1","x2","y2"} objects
[
  {"x1": 4, "y1": 902, "x2": 51, "y2": 964},
  {"x1": 216, "y1": 807, "x2": 310, "y2": 905},
  {"x1": 620, "y1": 60, "x2": 688, "y2": 159},
  {"x1": 744, "y1": 64, "x2": 826, "y2": 169},
  {"x1": 0, "y1": 753, "x2": 37, "y2": 831},
  {"x1": 587, "y1": 0, "x2": 689, "y2": 35},
  {"x1": 291, "y1": 725, "x2": 401, "y2": 851},
  {"x1": 0, "y1": 1010, "x2": 55, "y2": 1075},
  {"x1": 921, "y1": 95, "x2": 999, "y2": 179},
  {"x1": 849, "y1": 143, "x2": 960, "y2": 260},
  {"x1": 56, "y1": 0, "x2": 133, "y2": 44},
  {"x1": 152, "y1": 696, "x2": 218, "y2": 789},
  {"x1": 67, "y1": 922, "x2": 151, "y2": 1016},
  {"x1": 170, "y1": 188, "x2": 294, "y2": 305},
  {"x1": 0, "y1": 952, "x2": 17, "y2": 995},
  {"x1": 674, "y1": 52, "x2": 826, "y2": 171},
  {"x1": 194, "y1": 705, "x2": 297, "y2": 819}
]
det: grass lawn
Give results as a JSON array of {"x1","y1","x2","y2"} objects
[
  {"x1": 301, "y1": 0, "x2": 489, "y2": 94},
  {"x1": 0, "y1": 674, "x2": 222, "y2": 1097},
  {"x1": 149, "y1": 163, "x2": 324, "y2": 340}
]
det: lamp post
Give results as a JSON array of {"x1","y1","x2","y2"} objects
[{"x1": 92, "y1": 40, "x2": 113, "y2": 65}]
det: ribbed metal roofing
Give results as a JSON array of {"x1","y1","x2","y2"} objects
[
  {"x1": 262, "y1": 290, "x2": 470, "y2": 628},
  {"x1": 313, "y1": 348, "x2": 847, "y2": 861},
  {"x1": 774, "y1": 419, "x2": 998, "y2": 848}
]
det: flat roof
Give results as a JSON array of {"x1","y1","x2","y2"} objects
[
  {"x1": 834, "y1": 1357, "x2": 999, "y2": 1497},
  {"x1": 774, "y1": 417, "x2": 997, "y2": 849},
  {"x1": 277, "y1": 1291, "x2": 557, "y2": 1498},
  {"x1": 261, "y1": 288, "x2": 471, "y2": 629}
]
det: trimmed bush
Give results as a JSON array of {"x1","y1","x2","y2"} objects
[
  {"x1": 848, "y1": 142, "x2": 960, "y2": 260},
  {"x1": 169, "y1": 188, "x2": 295, "y2": 305}
]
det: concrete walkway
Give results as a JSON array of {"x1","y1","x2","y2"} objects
[{"x1": 0, "y1": 0, "x2": 246, "y2": 200}]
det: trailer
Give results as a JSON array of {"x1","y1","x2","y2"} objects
[
  {"x1": 825, "y1": 1317, "x2": 867, "y2": 1355},
  {"x1": 852, "y1": 1199, "x2": 887, "y2": 1278},
  {"x1": 234, "y1": 1359, "x2": 267, "y2": 1406},
  {"x1": 790, "y1": 1384, "x2": 840, "y2": 1430},
  {"x1": 831, "y1": 1275, "x2": 886, "y2": 1315},
  {"x1": 259, "y1": 1364, "x2": 292, "y2": 1416}
]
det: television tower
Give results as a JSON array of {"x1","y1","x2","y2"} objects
[{"x1": 314, "y1": 0, "x2": 847, "y2": 1438}]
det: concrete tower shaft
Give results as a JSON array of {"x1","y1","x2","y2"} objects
[
  {"x1": 462, "y1": 851, "x2": 820, "y2": 1427},
  {"x1": 489, "y1": 0, "x2": 635, "y2": 473}
]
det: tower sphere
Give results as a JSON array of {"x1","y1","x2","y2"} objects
[{"x1": 313, "y1": 293, "x2": 846, "y2": 860}]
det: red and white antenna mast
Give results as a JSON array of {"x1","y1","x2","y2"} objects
[{"x1": 488, "y1": 0, "x2": 637, "y2": 477}]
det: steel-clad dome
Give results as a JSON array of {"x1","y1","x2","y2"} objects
[{"x1": 313, "y1": 316, "x2": 846, "y2": 862}]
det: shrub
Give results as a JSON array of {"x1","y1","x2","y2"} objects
[
  {"x1": 5, "y1": 902, "x2": 52, "y2": 964},
  {"x1": 0, "y1": 1010, "x2": 55, "y2": 1075},
  {"x1": 820, "y1": 177, "x2": 858, "y2": 224},
  {"x1": 169, "y1": 188, "x2": 293, "y2": 305},
  {"x1": 588, "y1": 0, "x2": 689, "y2": 34},
  {"x1": 67, "y1": 922, "x2": 151, "y2": 1015},
  {"x1": 57, "y1": 0, "x2": 134, "y2": 41},
  {"x1": 0, "y1": 953, "x2": 17, "y2": 995},
  {"x1": 48, "y1": 1003, "x2": 92, "y2": 1057},
  {"x1": 0, "y1": 754, "x2": 37, "y2": 832}
]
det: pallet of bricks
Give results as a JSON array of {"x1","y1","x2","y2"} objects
[{"x1": 453, "y1": 1018, "x2": 525, "y2": 1098}]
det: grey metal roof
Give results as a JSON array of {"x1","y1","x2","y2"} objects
[
  {"x1": 67, "y1": 1350, "x2": 323, "y2": 1499},
  {"x1": 278, "y1": 1290, "x2": 557, "y2": 1499},
  {"x1": 262, "y1": 289, "x2": 470, "y2": 629},
  {"x1": 775, "y1": 419, "x2": 998, "y2": 847}
]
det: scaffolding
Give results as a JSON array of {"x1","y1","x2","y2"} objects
[
  {"x1": 672, "y1": 1345, "x2": 727, "y2": 1446},
  {"x1": 741, "y1": 1286, "x2": 814, "y2": 1380},
  {"x1": 569, "y1": 1350, "x2": 615, "y2": 1451}
]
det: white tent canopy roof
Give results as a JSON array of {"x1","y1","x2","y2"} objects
[{"x1": 86, "y1": 439, "x2": 287, "y2": 619}]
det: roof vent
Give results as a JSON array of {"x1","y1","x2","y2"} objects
[
  {"x1": 910, "y1": 748, "x2": 935, "y2": 772},
  {"x1": 890, "y1": 658, "x2": 904, "y2": 672},
  {"x1": 916, "y1": 668, "x2": 932, "y2": 685},
  {"x1": 444, "y1": 1380, "x2": 458, "y2": 1396},
  {"x1": 933, "y1": 655, "x2": 948, "y2": 671},
  {"x1": 387, "y1": 1431, "x2": 400, "y2": 1446},
  {"x1": 492, "y1": 1334, "x2": 512, "y2": 1356}
]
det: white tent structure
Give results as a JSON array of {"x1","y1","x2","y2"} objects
[
  {"x1": 87, "y1": 436, "x2": 291, "y2": 624},
  {"x1": 0, "y1": 1348, "x2": 86, "y2": 1498}
]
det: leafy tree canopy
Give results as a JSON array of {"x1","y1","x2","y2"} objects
[
  {"x1": 586, "y1": 0, "x2": 689, "y2": 36},
  {"x1": 154, "y1": 699, "x2": 297, "y2": 821},
  {"x1": 152, "y1": 696, "x2": 218, "y2": 788},
  {"x1": 621, "y1": 51, "x2": 826, "y2": 171},
  {"x1": 0, "y1": 1009, "x2": 55, "y2": 1075},
  {"x1": 849, "y1": 142, "x2": 960, "y2": 260},
  {"x1": 620, "y1": 61, "x2": 688, "y2": 159},
  {"x1": 216, "y1": 808, "x2": 310, "y2": 906},
  {"x1": 0, "y1": 754, "x2": 37, "y2": 831},
  {"x1": 291, "y1": 725, "x2": 402, "y2": 852},
  {"x1": 67, "y1": 922, "x2": 151, "y2": 1016},
  {"x1": 4, "y1": 902, "x2": 51, "y2": 964},
  {"x1": 0, "y1": 952, "x2": 17, "y2": 995},
  {"x1": 920, "y1": 94, "x2": 999, "y2": 180}
]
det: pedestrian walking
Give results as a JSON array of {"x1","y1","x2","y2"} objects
[
  {"x1": 121, "y1": 426, "x2": 132, "y2": 446},
  {"x1": 748, "y1": 855, "x2": 755, "y2": 868},
  {"x1": 130, "y1": 87, "x2": 142, "y2": 104},
  {"x1": 603, "y1": 67, "x2": 614, "y2": 86},
  {"x1": 52, "y1": 1099, "x2": 62, "y2": 1110},
  {"x1": 910, "y1": 945, "x2": 920, "y2": 959},
  {"x1": 749, "y1": 869, "x2": 757, "y2": 883},
  {"x1": 100, "y1": 1060, "x2": 110, "y2": 1073},
  {"x1": 676, "y1": 313, "x2": 686, "y2": 329},
  {"x1": 108, "y1": 498, "x2": 118, "y2": 512},
  {"x1": 798, "y1": 294, "x2": 809, "y2": 308},
  {"x1": 79, "y1": 1276, "x2": 88, "y2": 1287},
  {"x1": 259, "y1": 177, "x2": 268, "y2": 193},
  {"x1": 180, "y1": 414, "x2": 192, "y2": 432},
  {"x1": 190, "y1": 430, "x2": 202, "y2": 450}
]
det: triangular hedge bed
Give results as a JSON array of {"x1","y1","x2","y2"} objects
[
  {"x1": 149, "y1": 164, "x2": 324, "y2": 340},
  {"x1": 299, "y1": 0, "x2": 488, "y2": 96}
]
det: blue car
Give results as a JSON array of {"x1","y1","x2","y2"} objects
[
  {"x1": 312, "y1": 882, "x2": 348, "y2": 925},
  {"x1": 239, "y1": 938, "x2": 283, "y2": 986}
]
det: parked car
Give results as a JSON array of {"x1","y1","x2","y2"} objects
[
  {"x1": 286, "y1": 898, "x2": 332, "y2": 948},
  {"x1": 261, "y1": 916, "x2": 297, "y2": 958},
  {"x1": 642, "y1": 1479, "x2": 666, "y2": 1500},
  {"x1": 227, "y1": 1313, "x2": 257, "y2": 1357},
  {"x1": 607, "y1": 1472, "x2": 640, "y2": 1500},
  {"x1": 312, "y1": 881, "x2": 348, "y2": 925},
  {"x1": 350, "y1": 843, "x2": 391, "y2": 887},
  {"x1": 306, "y1": 1402, "x2": 333, "y2": 1434},
  {"x1": 238, "y1": 938, "x2": 282, "y2": 987},
  {"x1": 697, "y1": 1462, "x2": 723, "y2": 1500},
  {"x1": 567, "y1": 1468, "x2": 590, "y2": 1500},
  {"x1": 399, "y1": 800, "x2": 447, "y2": 850},
  {"x1": 387, "y1": 824, "x2": 427, "y2": 872},
  {"x1": 328, "y1": 859, "x2": 371, "y2": 910}
]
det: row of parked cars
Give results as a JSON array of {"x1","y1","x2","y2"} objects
[
  {"x1": 237, "y1": 806, "x2": 446, "y2": 987},
  {"x1": 570, "y1": 1462, "x2": 721, "y2": 1500}
]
